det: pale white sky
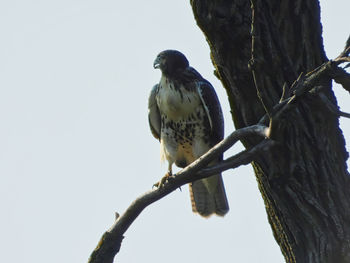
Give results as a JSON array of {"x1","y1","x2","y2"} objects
[{"x1": 0, "y1": 1, "x2": 348, "y2": 263}]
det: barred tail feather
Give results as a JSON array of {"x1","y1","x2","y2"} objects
[{"x1": 189, "y1": 174, "x2": 229, "y2": 217}]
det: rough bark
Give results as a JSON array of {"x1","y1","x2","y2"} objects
[{"x1": 190, "y1": 0, "x2": 350, "y2": 262}]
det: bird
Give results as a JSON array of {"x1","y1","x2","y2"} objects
[{"x1": 148, "y1": 49, "x2": 229, "y2": 217}]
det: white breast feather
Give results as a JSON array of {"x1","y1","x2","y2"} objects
[
  {"x1": 157, "y1": 76, "x2": 200, "y2": 120},
  {"x1": 157, "y1": 75, "x2": 210, "y2": 168}
]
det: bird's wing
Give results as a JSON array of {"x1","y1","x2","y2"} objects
[
  {"x1": 194, "y1": 80, "x2": 228, "y2": 217},
  {"x1": 148, "y1": 84, "x2": 161, "y2": 140},
  {"x1": 196, "y1": 80, "x2": 224, "y2": 145}
]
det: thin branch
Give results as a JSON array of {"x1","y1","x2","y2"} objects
[
  {"x1": 339, "y1": 111, "x2": 350, "y2": 119},
  {"x1": 259, "y1": 58, "x2": 350, "y2": 126},
  {"x1": 87, "y1": 124, "x2": 269, "y2": 263},
  {"x1": 249, "y1": 0, "x2": 272, "y2": 118},
  {"x1": 332, "y1": 67, "x2": 350, "y2": 93},
  {"x1": 335, "y1": 34, "x2": 350, "y2": 59},
  {"x1": 199, "y1": 139, "x2": 276, "y2": 177},
  {"x1": 279, "y1": 82, "x2": 288, "y2": 103},
  {"x1": 318, "y1": 93, "x2": 350, "y2": 119}
]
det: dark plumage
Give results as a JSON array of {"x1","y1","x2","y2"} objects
[{"x1": 148, "y1": 50, "x2": 229, "y2": 217}]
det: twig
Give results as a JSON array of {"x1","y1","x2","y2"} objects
[
  {"x1": 332, "y1": 67, "x2": 350, "y2": 93},
  {"x1": 199, "y1": 139, "x2": 276, "y2": 177},
  {"x1": 318, "y1": 93, "x2": 350, "y2": 119},
  {"x1": 335, "y1": 34, "x2": 350, "y2": 59},
  {"x1": 87, "y1": 124, "x2": 269, "y2": 263},
  {"x1": 258, "y1": 50, "x2": 350, "y2": 141},
  {"x1": 249, "y1": 0, "x2": 271, "y2": 118},
  {"x1": 279, "y1": 83, "x2": 288, "y2": 103}
]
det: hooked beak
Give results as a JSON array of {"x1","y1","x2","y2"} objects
[{"x1": 153, "y1": 57, "x2": 160, "y2": 69}]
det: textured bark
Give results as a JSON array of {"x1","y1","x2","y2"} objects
[{"x1": 190, "y1": 0, "x2": 350, "y2": 262}]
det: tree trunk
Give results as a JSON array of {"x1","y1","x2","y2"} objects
[{"x1": 190, "y1": 0, "x2": 350, "y2": 262}]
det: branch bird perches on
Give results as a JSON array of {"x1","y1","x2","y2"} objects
[
  {"x1": 87, "y1": 36, "x2": 350, "y2": 263},
  {"x1": 87, "y1": 125, "x2": 270, "y2": 263}
]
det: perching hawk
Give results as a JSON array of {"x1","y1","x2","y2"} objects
[{"x1": 148, "y1": 50, "x2": 229, "y2": 217}]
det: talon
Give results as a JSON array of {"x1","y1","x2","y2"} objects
[{"x1": 153, "y1": 171, "x2": 172, "y2": 188}]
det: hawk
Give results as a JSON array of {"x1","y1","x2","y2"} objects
[{"x1": 148, "y1": 50, "x2": 229, "y2": 217}]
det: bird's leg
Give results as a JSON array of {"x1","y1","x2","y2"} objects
[{"x1": 153, "y1": 163, "x2": 173, "y2": 188}]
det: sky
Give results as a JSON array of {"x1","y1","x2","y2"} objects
[{"x1": 0, "y1": 1, "x2": 349, "y2": 263}]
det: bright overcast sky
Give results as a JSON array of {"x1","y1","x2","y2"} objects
[{"x1": 0, "y1": 1, "x2": 349, "y2": 263}]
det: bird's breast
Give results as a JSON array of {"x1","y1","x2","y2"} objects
[{"x1": 157, "y1": 78, "x2": 201, "y2": 120}]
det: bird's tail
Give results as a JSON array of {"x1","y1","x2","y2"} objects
[{"x1": 189, "y1": 173, "x2": 229, "y2": 217}]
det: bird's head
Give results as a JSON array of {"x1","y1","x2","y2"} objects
[{"x1": 153, "y1": 50, "x2": 189, "y2": 76}]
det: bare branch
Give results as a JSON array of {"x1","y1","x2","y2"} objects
[
  {"x1": 333, "y1": 67, "x2": 350, "y2": 93},
  {"x1": 279, "y1": 82, "x2": 288, "y2": 103},
  {"x1": 87, "y1": 124, "x2": 269, "y2": 263},
  {"x1": 259, "y1": 57, "x2": 350, "y2": 127},
  {"x1": 249, "y1": 0, "x2": 272, "y2": 118},
  {"x1": 199, "y1": 139, "x2": 276, "y2": 177},
  {"x1": 318, "y1": 93, "x2": 350, "y2": 119},
  {"x1": 335, "y1": 35, "x2": 350, "y2": 59}
]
